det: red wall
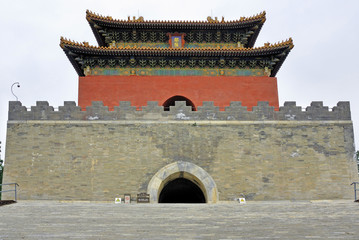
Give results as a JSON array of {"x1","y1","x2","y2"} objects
[{"x1": 78, "y1": 75, "x2": 279, "y2": 110}]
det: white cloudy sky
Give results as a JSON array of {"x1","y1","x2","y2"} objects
[{"x1": 0, "y1": 0, "x2": 359, "y2": 159}]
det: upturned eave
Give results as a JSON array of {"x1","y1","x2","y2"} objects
[{"x1": 60, "y1": 37, "x2": 293, "y2": 77}]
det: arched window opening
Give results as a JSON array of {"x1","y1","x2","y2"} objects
[{"x1": 163, "y1": 95, "x2": 196, "y2": 111}]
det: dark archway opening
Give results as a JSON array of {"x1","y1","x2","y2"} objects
[
  {"x1": 163, "y1": 95, "x2": 196, "y2": 111},
  {"x1": 159, "y1": 178, "x2": 206, "y2": 203}
]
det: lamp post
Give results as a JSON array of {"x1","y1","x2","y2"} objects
[
  {"x1": 0, "y1": 160, "x2": 3, "y2": 200},
  {"x1": 11, "y1": 82, "x2": 20, "y2": 101},
  {"x1": 0, "y1": 141, "x2": 3, "y2": 200}
]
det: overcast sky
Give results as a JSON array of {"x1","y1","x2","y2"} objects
[{"x1": 1, "y1": 0, "x2": 359, "y2": 159}]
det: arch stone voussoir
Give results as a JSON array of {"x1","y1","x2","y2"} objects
[{"x1": 147, "y1": 161, "x2": 219, "y2": 203}]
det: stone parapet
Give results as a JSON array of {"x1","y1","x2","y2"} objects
[{"x1": 8, "y1": 101, "x2": 351, "y2": 121}]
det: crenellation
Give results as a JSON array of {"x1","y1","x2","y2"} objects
[
  {"x1": 140, "y1": 101, "x2": 166, "y2": 120},
  {"x1": 332, "y1": 101, "x2": 351, "y2": 120},
  {"x1": 59, "y1": 101, "x2": 80, "y2": 111},
  {"x1": 116, "y1": 101, "x2": 136, "y2": 111},
  {"x1": 29, "y1": 101, "x2": 54, "y2": 120},
  {"x1": 85, "y1": 101, "x2": 114, "y2": 120},
  {"x1": 251, "y1": 101, "x2": 276, "y2": 120},
  {"x1": 197, "y1": 102, "x2": 220, "y2": 120},
  {"x1": 142, "y1": 101, "x2": 164, "y2": 113},
  {"x1": 114, "y1": 101, "x2": 137, "y2": 120},
  {"x1": 304, "y1": 101, "x2": 346, "y2": 121},
  {"x1": 224, "y1": 101, "x2": 248, "y2": 120},
  {"x1": 169, "y1": 101, "x2": 194, "y2": 120},
  {"x1": 305, "y1": 101, "x2": 327, "y2": 120},
  {"x1": 7, "y1": 101, "x2": 352, "y2": 121},
  {"x1": 58, "y1": 101, "x2": 83, "y2": 120},
  {"x1": 279, "y1": 101, "x2": 303, "y2": 120},
  {"x1": 8, "y1": 101, "x2": 29, "y2": 120}
]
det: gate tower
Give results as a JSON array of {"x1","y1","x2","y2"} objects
[
  {"x1": 4, "y1": 11, "x2": 358, "y2": 202},
  {"x1": 61, "y1": 10, "x2": 293, "y2": 111}
]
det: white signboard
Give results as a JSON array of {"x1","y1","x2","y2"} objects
[
  {"x1": 238, "y1": 198, "x2": 246, "y2": 204},
  {"x1": 115, "y1": 198, "x2": 121, "y2": 204},
  {"x1": 124, "y1": 194, "x2": 131, "y2": 204}
]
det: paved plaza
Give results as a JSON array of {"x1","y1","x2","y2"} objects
[{"x1": 0, "y1": 200, "x2": 358, "y2": 239}]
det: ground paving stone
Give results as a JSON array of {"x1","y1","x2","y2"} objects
[{"x1": 0, "y1": 200, "x2": 358, "y2": 239}]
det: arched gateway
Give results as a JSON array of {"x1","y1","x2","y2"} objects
[{"x1": 147, "y1": 162, "x2": 219, "y2": 203}]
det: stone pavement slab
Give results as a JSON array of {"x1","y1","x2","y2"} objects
[{"x1": 0, "y1": 200, "x2": 358, "y2": 239}]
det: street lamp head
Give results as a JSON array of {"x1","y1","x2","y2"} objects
[{"x1": 11, "y1": 82, "x2": 21, "y2": 101}]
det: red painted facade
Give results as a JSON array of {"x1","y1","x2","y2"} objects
[{"x1": 78, "y1": 75, "x2": 279, "y2": 110}]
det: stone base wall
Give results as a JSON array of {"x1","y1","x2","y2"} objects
[{"x1": 3, "y1": 101, "x2": 359, "y2": 201}]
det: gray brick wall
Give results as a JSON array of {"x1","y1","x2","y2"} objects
[
  {"x1": 8, "y1": 100, "x2": 352, "y2": 121},
  {"x1": 3, "y1": 101, "x2": 358, "y2": 201}
]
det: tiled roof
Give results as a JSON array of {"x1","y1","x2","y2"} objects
[
  {"x1": 86, "y1": 10, "x2": 266, "y2": 26},
  {"x1": 60, "y1": 37, "x2": 293, "y2": 77},
  {"x1": 86, "y1": 11, "x2": 266, "y2": 48},
  {"x1": 60, "y1": 37, "x2": 293, "y2": 55}
]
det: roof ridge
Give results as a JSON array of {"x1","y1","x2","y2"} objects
[
  {"x1": 86, "y1": 10, "x2": 266, "y2": 24},
  {"x1": 262, "y1": 38, "x2": 294, "y2": 49},
  {"x1": 60, "y1": 37, "x2": 293, "y2": 51},
  {"x1": 60, "y1": 37, "x2": 93, "y2": 49}
]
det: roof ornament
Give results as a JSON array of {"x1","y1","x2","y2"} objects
[
  {"x1": 109, "y1": 41, "x2": 116, "y2": 48},
  {"x1": 128, "y1": 16, "x2": 144, "y2": 22},
  {"x1": 207, "y1": 16, "x2": 219, "y2": 23},
  {"x1": 205, "y1": 16, "x2": 225, "y2": 23}
]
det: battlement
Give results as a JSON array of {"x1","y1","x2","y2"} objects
[{"x1": 8, "y1": 101, "x2": 351, "y2": 121}]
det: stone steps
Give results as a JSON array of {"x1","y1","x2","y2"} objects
[{"x1": 0, "y1": 200, "x2": 358, "y2": 239}]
